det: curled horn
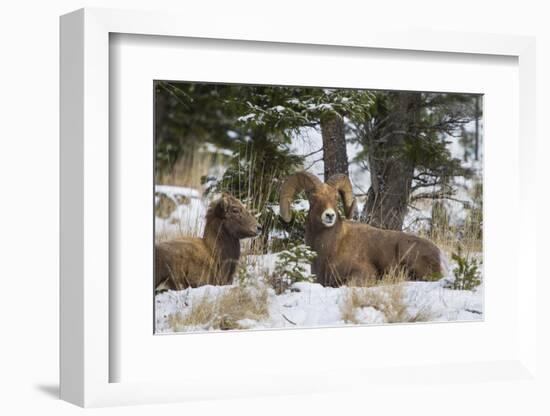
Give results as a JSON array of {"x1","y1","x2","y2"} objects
[
  {"x1": 279, "y1": 171, "x2": 322, "y2": 223},
  {"x1": 326, "y1": 174, "x2": 357, "y2": 219}
]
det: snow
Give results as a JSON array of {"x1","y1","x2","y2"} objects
[
  {"x1": 306, "y1": 103, "x2": 334, "y2": 111},
  {"x1": 199, "y1": 142, "x2": 234, "y2": 157},
  {"x1": 155, "y1": 185, "x2": 208, "y2": 239},
  {"x1": 155, "y1": 279, "x2": 483, "y2": 333},
  {"x1": 272, "y1": 105, "x2": 286, "y2": 113},
  {"x1": 155, "y1": 185, "x2": 200, "y2": 199},
  {"x1": 237, "y1": 113, "x2": 256, "y2": 122}
]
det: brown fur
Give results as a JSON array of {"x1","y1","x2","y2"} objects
[
  {"x1": 280, "y1": 172, "x2": 444, "y2": 287},
  {"x1": 155, "y1": 194, "x2": 261, "y2": 290}
]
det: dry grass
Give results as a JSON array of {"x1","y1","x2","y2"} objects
[
  {"x1": 167, "y1": 285, "x2": 269, "y2": 331},
  {"x1": 415, "y1": 180, "x2": 483, "y2": 256},
  {"x1": 156, "y1": 146, "x2": 230, "y2": 188},
  {"x1": 341, "y1": 266, "x2": 432, "y2": 324},
  {"x1": 154, "y1": 202, "x2": 206, "y2": 243},
  {"x1": 424, "y1": 218, "x2": 482, "y2": 257}
]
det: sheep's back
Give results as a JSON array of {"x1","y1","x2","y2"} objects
[
  {"x1": 335, "y1": 222, "x2": 441, "y2": 278},
  {"x1": 155, "y1": 237, "x2": 213, "y2": 289},
  {"x1": 336, "y1": 222, "x2": 387, "y2": 264}
]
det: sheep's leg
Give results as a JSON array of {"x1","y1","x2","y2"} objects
[
  {"x1": 348, "y1": 263, "x2": 378, "y2": 286},
  {"x1": 312, "y1": 260, "x2": 329, "y2": 286},
  {"x1": 323, "y1": 260, "x2": 355, "y2": 287}
]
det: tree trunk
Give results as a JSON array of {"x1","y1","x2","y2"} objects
[
  {"x1": 362, "y1": 92, "x2": 420, "y2": 230},
  {"x1": 320, "y1": 112, "x2": 348, "y2": 179}
]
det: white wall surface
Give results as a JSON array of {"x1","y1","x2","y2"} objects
[{"x1": 0, "y1": 1, "x2": 548, "y2": 414}]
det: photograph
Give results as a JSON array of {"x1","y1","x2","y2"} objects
[{"x1": 153, "y1": 81, "x2": 484, "y2": 333}]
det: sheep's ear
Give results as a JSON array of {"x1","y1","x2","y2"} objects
[{"x1": 215, "y1": 194, "x2": 230, "y2": 218}]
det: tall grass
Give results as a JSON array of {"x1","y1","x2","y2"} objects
[
  {"x1": 167, "y1": 285, "x2": 269, "y2": 331},
  {"x1": 341, "y1": 266, "x2": 432, "y2": 324},
  {"x1": 413, "y1": 180, "x2": 483, "y2": 257},
  {"x1": 156, "y1": 145, "x2": 230, "y2": 188}
]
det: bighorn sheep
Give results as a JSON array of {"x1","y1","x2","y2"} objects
[
  {"x1": 279, "y1": 171, "x2": 447, "y2": 287},
  {"x1": 155, "y1": 193, "x2": 261, "y2": 291}
]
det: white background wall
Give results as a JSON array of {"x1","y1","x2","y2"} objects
[{"x1": 0, "y1": 1, "x2": 548, "y2": 414}]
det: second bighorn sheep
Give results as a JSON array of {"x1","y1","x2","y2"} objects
[
  {"x1": 155, "y1": 193, "x2": 261, "y2": 291},
  {"x1": 279, "y1": 171, "x2": 447, "y2": 286}
]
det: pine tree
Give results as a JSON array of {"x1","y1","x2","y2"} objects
[{"x1": 351, "y1": 91, "x2": 478, "y2": 230}]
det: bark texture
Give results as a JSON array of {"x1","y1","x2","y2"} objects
[
  {"x1": 320, "y1": 112, "x2": 348, "y2": 179},
  {"x1": 362, "y1": 92, "x2": 421, "y2": 230}
]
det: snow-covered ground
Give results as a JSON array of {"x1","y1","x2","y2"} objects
[{"x1": 156, "y1": 278, "x2": 483, "y2": 333}]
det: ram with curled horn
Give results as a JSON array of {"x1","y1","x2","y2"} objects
[{"x1": 279, "y1": 171, "x2": 448, "y2": 287}]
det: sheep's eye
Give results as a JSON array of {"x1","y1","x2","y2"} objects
[{"x1": 231, "y1": 208, "x2": 240, "y2": 214}]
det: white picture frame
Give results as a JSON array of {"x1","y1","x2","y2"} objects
[{"x1": 60, "y1": 7, "x2": 538, "y2": 407}]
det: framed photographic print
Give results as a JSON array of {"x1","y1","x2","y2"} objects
[
  {"x1": 60, "y1": 7, "x2": 538, "y2": 408},
  {"x1": 152, "y1": 81, "x2": 484, "y2": 335}
]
